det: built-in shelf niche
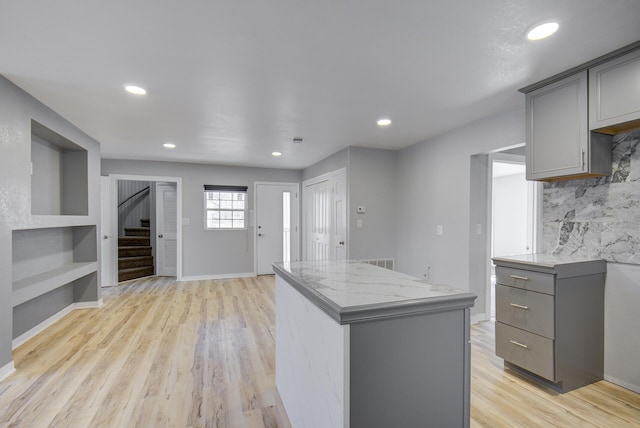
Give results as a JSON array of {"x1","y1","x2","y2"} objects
[
  {"x1": 12, "y1": 226, "x2": 97, "y2": 307},
  {"x1": 31, "y1": 120, "x2": 88, "y2": 216}
]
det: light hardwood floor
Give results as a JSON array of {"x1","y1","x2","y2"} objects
[{"x1": 0, "y1": 276, "x2": 638, "y2": 427}]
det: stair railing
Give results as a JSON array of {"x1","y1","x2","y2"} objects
[{"x1": 118, "y1": 186, "x2": 150, "y2": 209}]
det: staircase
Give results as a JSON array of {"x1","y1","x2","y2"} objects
[{"x1": 118, "y1": 218, "x2": 154, "y2": 282}]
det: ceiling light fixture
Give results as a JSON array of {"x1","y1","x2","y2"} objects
[
  {"x1": 526, "y1": 21, "x2": 559, "y2": 41},
  {"x1": 272, "y1": 151, "x2": 282, "y2": 157},
  {"x1": 377, "y1": 118, "x2": 392, "y2": 126},
  {"x1": 124, "y1": 85, "x2": 147, "y2": 95},
  {"x1": 163, "y1": 143, "x2": 176, "y2": 149}
]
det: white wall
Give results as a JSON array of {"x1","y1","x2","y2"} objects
[
  {"x1": 101, "y1": 159, "x2": 301, "y2": 278},
  {"x1": 492, "y1": 172, "x2": 528, "y2": 257}
]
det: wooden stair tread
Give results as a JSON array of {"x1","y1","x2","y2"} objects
[{"x1": 124, "y1": 227, "x2": 151, "y2": 237}]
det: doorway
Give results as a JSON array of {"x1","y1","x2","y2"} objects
[
  {"x1": 101, "y1": 174, "x2": 182, "y2": 285},
  {"x1": 489, "y1": 153, "x2": 538, "y2": 317},
  {"x1": 255, "y1": 182, "x2": 300, "y2": 275},
  {"x1": 468, "y1": 145, "x2": 542, "y2": 323},
  {"x1": 301, "y1": 168, "x2": 347, "y2": 261}
]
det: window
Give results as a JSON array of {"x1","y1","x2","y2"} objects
[{"x1": 204, "y1": 185, "x2": 248, "y2": 229}]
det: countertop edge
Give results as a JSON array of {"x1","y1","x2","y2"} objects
[
  {"x1": 272, "y1": 263, "x2": 477, "y2": 325},
  {"x1": 492, "y1": 256, "x2": 607, "y2": 278}
]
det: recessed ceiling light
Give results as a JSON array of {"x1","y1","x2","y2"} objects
[
  {"x1": 377, "y1": 118, "x2": 392, "y2": 126},
  {"x1": 272, "y1": 151, "x2": 282, "y2": 157},
  {"x1": 163, "y1": 143, "x2": 176, "y2": 149},
  {"x1": 124, "y1": 85, "x2": 147, "y2": 95},
  {"x1": 526, "y1": 22, "x2": 559, "y2": 41}
]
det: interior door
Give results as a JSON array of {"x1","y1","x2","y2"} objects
[
  {"x1": 332, "y1": 170, "x2": 347, "y2": 261},
  {"x1": 256, "y1": 183, "x2": 298, "y2": 275},
  {"x1": 156, "y1": 182, "x2": 177, "y2": 276},
  {"x1": 100, "y1": 176, "x2": 114, "y2": 287},
  {"x1": 306, "y1": 179, "x2": 332, "y2": 261}
]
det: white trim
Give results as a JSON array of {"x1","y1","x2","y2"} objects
[
  {"x1": 75, "y1": 299, "x2": 103, "y2": 309},
  {"x1": 109, "y1": 174, "x2": 183, "y2": 281},
  {"x1": 179, "y1": 272, "x2": 256, "y2": 281},
  {"x1": 12, "y1": 300, "x2": 102, "y2": 350},
  {"x1": 301, "y1": 167, "x2": 348, "y2": 262},
  {"x1": 471, "y1": 313, "x2": 489, "y2": 325},
  {"x1": 0, "y1": 361, "x2": 16, "y2": 382},
  {"x1": 604, "y1": 375, "x2": 640, "y2": 394}
]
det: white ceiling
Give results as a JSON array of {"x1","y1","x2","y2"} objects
[{"x1": 1, "y1": 1, "x2": 639, "y2": 169}]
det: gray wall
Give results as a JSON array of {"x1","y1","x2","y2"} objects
[
  {"x1": 0, "y1": 75, "x2": 101, "y2": 369},
  {"x1": 395, "y1": 106, "x2": 526, "y2": 305},
  {"x1": 302, "y1": 148, "x2": 349, "y2": 181},
  {"x1": 101, "y1": 159, "x2": 302, "y2": 277},
  {"x1": 348, "y1": 147, "x2": 398, "y2": 261}
]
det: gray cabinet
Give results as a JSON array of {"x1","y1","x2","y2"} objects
[
  {"x1": 589, "y1": 49, "x2": 640, "y2": 134},
  {"x1": 525, "y1": 71, "x2": 611, "y2": 181},
  {"x1": 492, "y1": 256, "x2": 606, "y2": 393}
]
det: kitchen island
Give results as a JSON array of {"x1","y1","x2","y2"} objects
[{"x1": 273, "y1": 260, "x2": 476, "y2": 428}]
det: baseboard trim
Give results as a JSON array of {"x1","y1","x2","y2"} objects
[
  {"x1": 12, "y1": 300, "x2": 102, "y2": 350},
  {"x1": 179, "y1": 272, "x2": 256, "y2": 281},
  {"x1": 471, "y1": 313, "x2": 489, "y2": 324},
  {"x1": 605, "y1": 375, "x2": 640, "y2": 394},
  {"x1": 0, "y1": 361, "x2": 16, "y2": 382},
  {"x1": 75, "y1": 299, "x2": 103, "y2": 309}
]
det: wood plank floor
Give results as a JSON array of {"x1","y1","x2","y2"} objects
[{"x1": 0, "y1": 275, "x2": 638, "y2": 427}]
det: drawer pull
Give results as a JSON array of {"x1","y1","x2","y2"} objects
[
  {"x1": 510, "y1": 303, "x2": 529, "y2": 310},
  {"x1": 509, "y1": 340, "x2": 529, "y2": 349},
  {"x1": 510, "y1": 274, "x2": 529, "y2": 281}
]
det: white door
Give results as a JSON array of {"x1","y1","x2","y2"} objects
[
  {"x1": 100, "y1": 176, "x2": 114, "y2": 287},
  {"x1": 156, "y1": 182, "x2": 177, "y2": 276},
  {"x1": 303, "y1": 178, "x2": 333, "y2": 261},
  {"x1": 256, "y1": 183, "x2": 299, "y2": 275},
  {"x1": 332, "y1": 170, "x2": 347, "y2": 261}
]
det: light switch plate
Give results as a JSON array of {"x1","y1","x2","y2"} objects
[
  {"x1": 357, "y1": 219, "x2": 363, "y2": 228},
  {"x1": 437, "y1": 225, "x2": 443, "y2": 236}
]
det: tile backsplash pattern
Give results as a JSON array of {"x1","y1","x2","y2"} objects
[{"x1": 543, "y1": 130, "x2": 640, "y2": 264}]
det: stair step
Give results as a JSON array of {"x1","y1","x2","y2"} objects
[
  {"x1": 118, "y1": 256, "x2": 154, "y2": 269},
  {"x1": 118, "y1": 236, "x2": 150, "y2": 246},
  {"x1": 124, "y1": 227, "x2": 150, "y2": 237},
  {"x1": 118, "y1": 266, "x2": 154, "y2": 282},
  {"x1": 140, "y1": 218, "x2": 150, "y2": 228},
  {"x1": 119, "y1": 246, "x2": 152, "y2": 257}
]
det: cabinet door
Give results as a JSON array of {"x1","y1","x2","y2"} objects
[
  {"x1": 589, "y1": 49, "x2": 640, "y2": 132},
  {"x1": 526, "y1": 71, "x2": 588, "y2": 180}
]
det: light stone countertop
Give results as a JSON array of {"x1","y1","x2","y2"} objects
[
  {"x1": 492, "y1": 253, "x2": 607, "y2": 277},
  {"x1": 272, "y1": 260, "x2": 476, "y2": 324}
]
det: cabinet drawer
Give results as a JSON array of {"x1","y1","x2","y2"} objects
[
  {"x1": 496, "y1": 322, "x2": 555, "y2": 381},
  {"x1": 495, "y1": 285, "x2": 555, "y2": 339},
  {"x1": 495, "y1": 266, "x2": 555, "y2": 295}
]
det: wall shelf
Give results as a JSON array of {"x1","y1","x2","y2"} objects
[
  {"x1": 31, "y1": 120, "x2": 88, "y2": 216},
  {"x1": 12, "y1": 262, "x2": 98, "y2": 307}
]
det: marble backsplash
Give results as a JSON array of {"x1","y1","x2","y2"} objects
[{"x1": 543, "y1": 130, "x2": 640, "y2": 264}]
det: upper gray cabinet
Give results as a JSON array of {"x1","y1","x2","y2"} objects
[
  {"x1": 525, "y1": 71, "x2": 611, "y2": 181},
  {"x1": 589, "y1": 49, "x2": 640, "y2": 134}
]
